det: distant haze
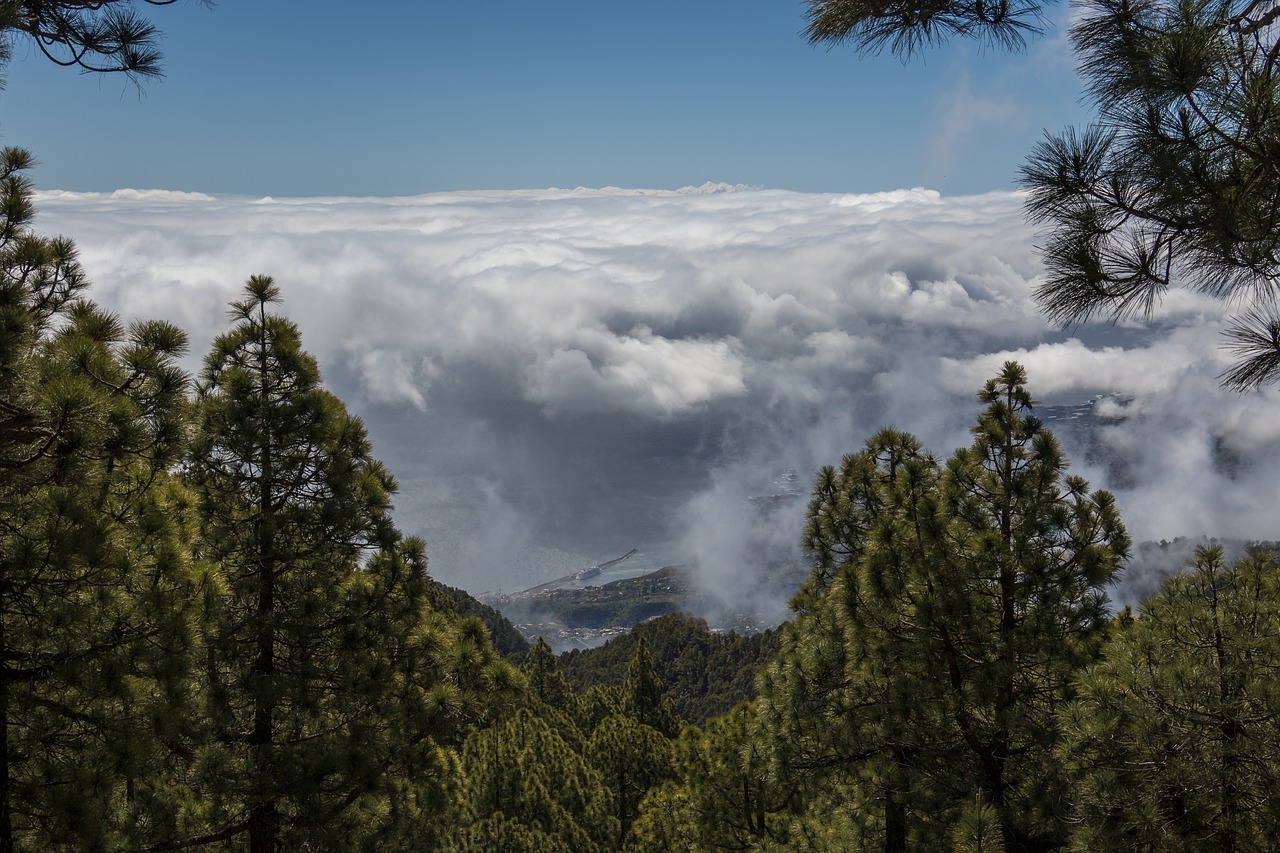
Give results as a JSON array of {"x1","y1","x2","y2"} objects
[{"x1": 36, "y1": 185, "x2": 1280, "y2": 613}]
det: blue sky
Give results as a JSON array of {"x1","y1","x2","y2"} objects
[{"x1": 0, "y1": 0, "x2": 1092, "y2": 196}]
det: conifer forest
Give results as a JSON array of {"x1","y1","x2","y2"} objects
[{"x1": 4, "y1": 0, "x2": 1280, "y2": 851}]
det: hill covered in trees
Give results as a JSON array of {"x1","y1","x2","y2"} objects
[
  {"x1": 433, "y1": 580, "x2": 532, "y2": 659},
  {"x1": 559, "y1": 613, "x2": 781, "y2": 725}
]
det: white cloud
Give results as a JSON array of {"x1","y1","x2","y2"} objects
[
  {"x1": 31, "y1": 186, "x2": 1280, "y2": 601},
  {"x1": 939, "y1": 326, "x2": 1231, "y2": 398},
  {"x1": 525, "y1": 326, "x2": 746, "y2": 417},
  {"x1": 108, "y1": 189, "x2": 219, "y2": 202},
  {"x1": 351, "y1": 348, "x2": 429, "y2": 410}
]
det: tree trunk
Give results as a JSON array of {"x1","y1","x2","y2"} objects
[
  {"x1": 249, "y1": 315, "x2": 278, "y2": 853},
  {"x1": 884, "y1": 789, "x2": 907, "y2": 853},
  {"x1": 248, "y1": 802, "x2": 278, "y2": 853},
  {"x1": 0, "y1": 617, "x2": 11, "y2": 853},
  {"x1": 885, "y1": 751, "x2": 908, "y2": 853},
  {"x1": 248, "y1": 548, "x2": 277, "y2": 853},
  {"x1": 248, "y1": 562, "x2": 277, "y2": 853}
]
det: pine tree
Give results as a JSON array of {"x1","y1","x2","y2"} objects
[
  {"x1": 1064, "y1": 546, "x2": 1280, "y2": 852},
  {"x1": 173, "y1": 277, "x2": 516, "y2": 851},
  {"x1": 524, "y1": 638, "x2": 581, "y2": 720},
  {"x1": 628, "y1": 702, "x2": 791, "y2": 852},
  {"x1": 0, "y1": 147, "x2": 198, "y2": 851},
  {"x1": 757, "y1": 428, "x2": 945, "y2": 851},
  {"x1": 451, "y1": 707, "x2": 618, "y2": 852},
  {"x1": 1020, "y1": 0, "x2": 1280, "y2": 390},
  {"x1": 952, "y1": 792, "x2": 1007, "y2": 853},
  {"x1": 621, "y1": 638, "x2": 679, "y2": 740},
  {"x1": 804, "y1": 0, "x2": 1280, "y2": 391},
  {"x1": 587, "y1": 713, "x2": 674, "y2": 847},
  {"x1": 557, "y1": 613, "x2": 782, "y2": 725},
  {"x1": 931, "y1": 361, "x2": 1128, "y2": 847},
  {"x1": 757, "y1": 362, "x2": 1129, "y2": 851}
]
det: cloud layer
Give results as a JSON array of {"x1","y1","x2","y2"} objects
[{"x1": 34, "y1": 185, "x2": 1280, "y2": 606}]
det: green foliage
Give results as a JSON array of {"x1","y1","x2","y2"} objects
[
  {"x1": 523, "y1": 638, "x2": 582, "y2": 721},
  {"x1": 588, "y1": 713, "x2": 675, "y2": 846},
  {"x1": 579, "y1": 683, "x2": 625, "y2": 734},
  {"x1": 630, "y1": 702, "x2": 791, "y2": 852},
  {"x1": 1020, "y1": 0, "x2": 1280, "y2": 389},
  {"x1": 622, "y1": 638, "x2": 680, "y2": 739},
  {"x1": 1064, "y1": 545, "x2": 1280, "y2": 851},
  {"x1": 457, "y1": 635, "x2": 685, "y2": 850},
  {"x1": 0, "y1": 147, "x2": 199, "y2": 851},
  {"x1": 451, "y1": 707, "x2": 619, "y2": 852},
  {"x1": 169, "y1": 278, "x2": 519, "y2": 851},
  {"x1": 435, "y1": 580, "x2": 531, "y2": 659},
  {"x1": 559, "y1": 613, "x2": 780, "y2": 724},
  {"x1": 952, "y1": 792, "x2": 1007, "y2": 853},
  {"x1": 807, "y1": 0, "x2": 1280, "y2": 391},
  {"x1": 757, "y1": 362, "x2": 1129, "y2": 851},
  {"x1": 451, "y1": 813, "x2": 578, "y2": 853},
  {"x1": 761, "y1": 782, "x2": 880, "y2": 852}
]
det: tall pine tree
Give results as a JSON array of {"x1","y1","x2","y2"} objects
[
  {"x1": 173, "y1": 277, "x2": 515, "y2": 851},
  {"x1": 0, "y1": 147, "x2": 198, "y2": 851},
  {"x1": 758, "y1": 362, "x2": 1129, "y2": 851}
]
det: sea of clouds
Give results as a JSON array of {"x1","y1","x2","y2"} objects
[{"x1": 33, "y1": 184, "x2": 1280, "y2": 614}]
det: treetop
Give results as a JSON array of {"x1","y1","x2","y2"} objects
[{"x1": 229, "y1": 274, "x2": 281, "y2": 320}]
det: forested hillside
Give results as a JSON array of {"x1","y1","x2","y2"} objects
[
  {"x1": 434, "y1": 581, "x2": 532, "y2": 659},
  {"x1": 559, "y1": 613, "x2": 780, "y2": 724}
]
